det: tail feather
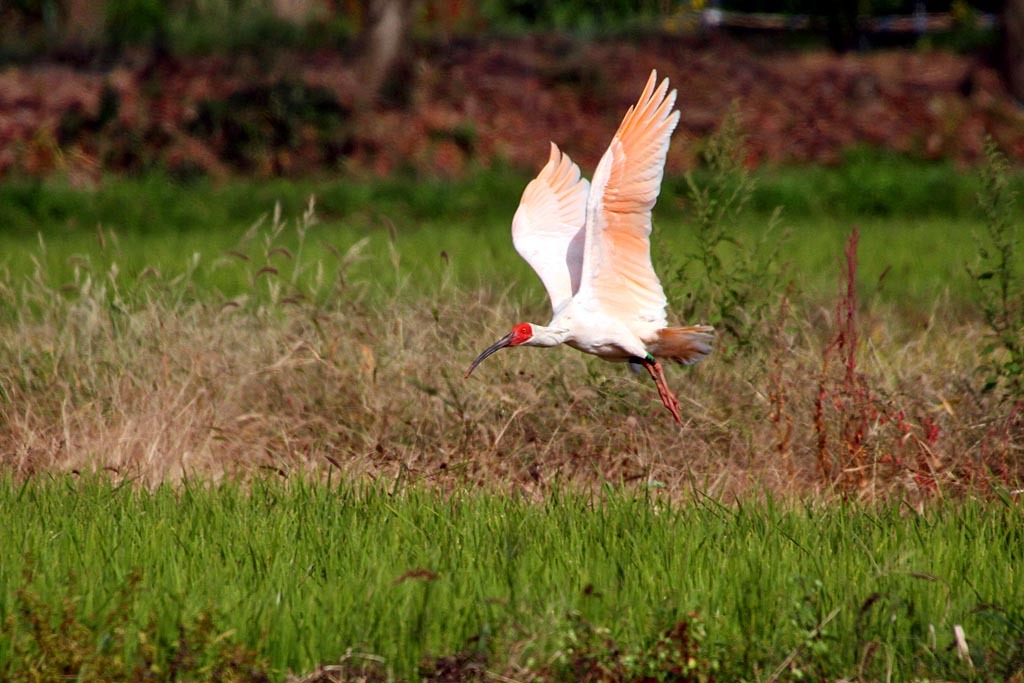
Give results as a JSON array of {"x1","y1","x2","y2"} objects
[{"x1": 648, "y1": 325, "x2": 715, "y2": 366}]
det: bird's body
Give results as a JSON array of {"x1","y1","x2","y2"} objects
[{"x1": 466, "y1": 70, "x2": 714, "y2": 424}]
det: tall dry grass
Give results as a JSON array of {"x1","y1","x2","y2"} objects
[{"x1": 0, "y1": 196, "x2": 1018, "y2": 502}]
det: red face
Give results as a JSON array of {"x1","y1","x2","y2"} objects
[
  {"x1": 465, "y1": 322, "x2": 533, "y2": 378},
  {"x1": 510, "y1": 323, "x2": 533, "y2": 346}
]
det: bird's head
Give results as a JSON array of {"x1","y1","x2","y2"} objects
[{"x1": 464, "y1": 322, "x2": 539, "y2": 378}]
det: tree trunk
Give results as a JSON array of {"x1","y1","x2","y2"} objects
[
  {"x1": 1004, "y1": 0, "x2": 1024, "y2": 102},
  {"x1": 354, "y1": 0, "x2": 417, "y2": 108}
]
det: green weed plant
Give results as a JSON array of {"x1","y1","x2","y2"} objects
[
  {"x1": 665, "y1": 104, "x2": 788, "y2": 354},
  {"x1": 969, "y1": 140, "x2": 1024, "y2": 399}
]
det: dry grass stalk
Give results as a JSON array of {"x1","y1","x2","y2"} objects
[{"x1": 0, "y1": 211, "x2": 1020, "y2": 502}]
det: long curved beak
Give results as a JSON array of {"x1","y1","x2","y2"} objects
[{"x1": 465, "y1": 332, "x2": 514, "y2": 378}]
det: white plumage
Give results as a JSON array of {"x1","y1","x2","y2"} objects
[{"x1": 467, "y1": 70, "x2": 714, "y2": 424}]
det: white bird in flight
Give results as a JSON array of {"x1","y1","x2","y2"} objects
[{"x1": 465, "y1": 70, "x2": 714, "y2": 424}]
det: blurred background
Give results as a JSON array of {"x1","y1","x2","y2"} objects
[{"x1": 0, "y1": 0, "x2": 1022, "y2": 184}]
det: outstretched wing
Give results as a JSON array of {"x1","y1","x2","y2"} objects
[
  {"x1": 577, "y1": 70, "x2": 679, "y2": 335},
  {"x1": 511, "y1": 143, "x2": 591, "y2": 314}
]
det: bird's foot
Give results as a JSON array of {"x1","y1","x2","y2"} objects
[{"x1": 641, "y1": 356, "x2": 683, "y2": 425}]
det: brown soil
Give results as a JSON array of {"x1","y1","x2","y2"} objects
[{"x1": 1, "y1": 34, "x2": 1022, "y2": 183}]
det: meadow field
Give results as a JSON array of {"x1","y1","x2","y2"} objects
[{"x1": 1, "y1": 152, "x2": 1023, "y2": 680}]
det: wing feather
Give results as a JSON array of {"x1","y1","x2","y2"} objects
[
  {"x1": 511, "y1": 142, "x2": 590, "y2": 313},
  {"x1": 578, "y1": 70, "x2": 680, "y2": 335}
]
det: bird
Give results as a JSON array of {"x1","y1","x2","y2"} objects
[{"x1": 465, "y1": 70, "x2": 714, "y2": 424}]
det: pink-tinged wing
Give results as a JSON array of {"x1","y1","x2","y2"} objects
[
  {"x1": 578, "y1": 70, "x2": 679, "y2": 333},
  {"x1": 511, "y1": 142, "x2": 591, "y2": 313}
]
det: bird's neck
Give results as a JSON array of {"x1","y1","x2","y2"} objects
[{"x1": 527, "y1": 324, "x2": 570, "y2": 348}]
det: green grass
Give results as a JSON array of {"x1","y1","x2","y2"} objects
[
  {"x1": 2, "y1": 477, "x2": 1022, "y2": 680},
  {"x1": 0, "y1": 207, "x2": 990, "y2": 312},
  {"x1": 1, "y1": 156, "x2": 1020, "y2": 312}
]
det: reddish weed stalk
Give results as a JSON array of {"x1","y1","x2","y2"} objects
[
  {"x1": 808, "y1": 226, "x2": 990, "y2": 498},
  {"x1": 815, "y1": 227, "x2": 869, "y2": 489},
  {"x1": 813, "y1": 227, "x2": 947, "y2": 495}
]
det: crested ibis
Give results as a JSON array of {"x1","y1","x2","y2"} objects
[{"x1": 465, "y1": 70, "x2": 714, "y2": 424}]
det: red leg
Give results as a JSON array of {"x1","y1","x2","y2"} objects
[{"x1": 640, "y1": 356, "x2": 683, "y2": 425}]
